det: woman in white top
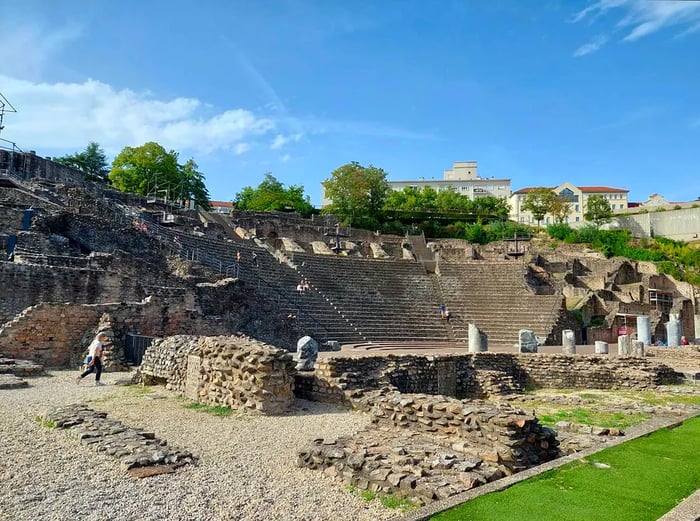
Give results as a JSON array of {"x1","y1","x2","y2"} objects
[{"x1": 76, "y1": 332, "x2": 107, "y2": 385}]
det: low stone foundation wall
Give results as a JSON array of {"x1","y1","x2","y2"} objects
[
  {"x1": 646, "y1": 346, "x2": 700, "y2": 366},
  {"x1": 41, "y1": 404, "x2": 196, "y2": 474},
  {"x1": 0, "y1": 356, "x2": 44, "y2": 376},
  {"x1": 298, "y1": 352, "x2": 681, "y2": 404},
  {"x1": 139, "y1": 335, "x2": 296, "y2": 414}
]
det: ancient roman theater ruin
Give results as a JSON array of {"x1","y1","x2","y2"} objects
[{"x1": 1, "y1": 151, "x2": 699, "y2": 520}]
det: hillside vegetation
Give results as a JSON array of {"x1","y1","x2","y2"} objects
[{"x1": 546, "y1": 224, "x2": 700, "y2": 285}]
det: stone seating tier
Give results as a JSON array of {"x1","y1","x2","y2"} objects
[
  {"x1": 147, "y1": 224, "x2": 449, "y2": 344},
  {"x1": 438, "y1": 262, "x2": 565, "y2": 346}
]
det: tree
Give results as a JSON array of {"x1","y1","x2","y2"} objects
[
  {"x1": 179, "y1": 158, "x2": 211, "y2": 210},
  {"x1": 55, "y1": 142, "x2": 109, "y2": 182},
  {"x1": 584, "y1": 194, "x2": 613, "y2": 228},
  {"x1": 322, "y1": 162, "x2": 389, "y2": 227},
  {"x1": 522, "y1": 187, "x2": 557, "y2": 227},
  {"x1": 235, "y1": 173, "x2": 314, "y2": 215},
  {"x1": 469, "y1": 196, "x2": 511, "y2": 223},
  {"x1": 549, "y1": 195, "x2": 572, "y2": 224},
  {"x1": 109, "y1": 142, "x2": 211, "y2": 209}
]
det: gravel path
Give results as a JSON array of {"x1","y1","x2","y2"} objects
[{"x1": 0, "y1": 371, "x2": 396, "y2": 521}]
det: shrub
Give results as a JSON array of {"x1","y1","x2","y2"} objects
[{"x1": 547, "y1": 223, "x2": 574, "y2": 241}]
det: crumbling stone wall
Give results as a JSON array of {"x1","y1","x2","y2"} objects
[
  {"x1": 0, "y1": 298, "x2": 230, "y2": 367},
  {"x1": 140, "y1": 335, "x2": 296, "y2": 414},
  {"x1": 138, "y1": 336, "x2": 198, "y2": 389}
]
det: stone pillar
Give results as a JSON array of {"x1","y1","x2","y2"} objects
[
  {"x1": 594, "y1": 341, "x2": 609, "y2": 354},
  {"x1": 519, "y1": 329, "x2": 538, "y2": 353},
  {"x1": 562, "y1": 330, "x2": 576, "y2": 354},
  {"x1": 636, "y1": 316, "x2": 651, "y2": 346},
  {"x1": 618, "y1": 335, "x2": 630, "y2": 357},
  {"x1": 694, "y1": 314, "x2": 700, "y2": 343},
  {"x1": 666, "y1": 318, "x2": 682, "y2": 347},
  {"x1": 632, "y1": 340, "x2": 645, "y2": 357},
  {"x1": 468, "y1": 323, "x2": 487, "y2": 353}
]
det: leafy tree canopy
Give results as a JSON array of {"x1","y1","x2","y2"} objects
[
  {"x1": 584, "y1": 194, "x2": 613, "y2": 228},
  {"x1": 235, "y1": 173, "x2": 314, "y2": 216},
  {"x1": 549, "y1": 195, "x2": 572, "y2": 224},
  {"x1": 54, "y1": 142, "x2": 109, "y2": 182},
  {"x1": 109, "y1": 142, "x2": 210, "y2": 209},
  {"x1": 383, "y1": 186, "x2": 510, "y2": 222},
  {"x1": 322, "y1": 161, "x2": 389, "y2": 227},
  {"x1": 522, "y1": 187, "x2": 557, "y2": 226}
]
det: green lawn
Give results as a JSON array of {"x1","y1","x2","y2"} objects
[{"x1": 432, "y1": 416, "x2": 700, "y2": 521}]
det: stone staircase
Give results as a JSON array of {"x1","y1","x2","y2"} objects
[{"x1": 437, "y1": 260, "x2": 565, "y2": 346}]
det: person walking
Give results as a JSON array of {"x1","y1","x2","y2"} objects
[{"x1": 76, "y1": 332, "x2": 108, "y2": 386}]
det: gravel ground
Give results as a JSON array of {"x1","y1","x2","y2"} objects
[{"x1": 0, "y1": 371, "x2": 396, "y2": 521}]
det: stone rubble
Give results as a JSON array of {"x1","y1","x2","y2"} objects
[{"x1": 298, "y1": 390, "x2": 560, "y2": 504}]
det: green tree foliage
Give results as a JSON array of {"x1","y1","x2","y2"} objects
[
  {"x1": 109, "y1": 142, "x2": 210, "y2": 209},
  {"x1": 55, "y1": 142, "x2": 109, "y2": 182},
  {"x1": 235, "y1": 173, "x2": 314, "y2": 216},
  {"x1": 470, "y1": 196, "x2": 511, "y2": 223},
  {"x1": 522, "y1": 187, "x2": 557, "y2": 227},
  {"x1": 385, "y1": 186, "x2": 439, "y2": 211},
  {"x1": 179, "y1": 158, "x2": 211, "y2": 210},
  {"x1": 584, "y1": 194, "x2": 613, "y2": 228},
  {"x1": 549, "y1": 195, "x2": 572, "y2": 224},
  {"x1": 322, "y1": 162, "x2": 389, "y2": 227},
  {"x1": 383, "y1": 186, "x2": 510, "y2": 222}
]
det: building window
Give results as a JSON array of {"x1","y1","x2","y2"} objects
[
  {"x1": 576, "y1": 216, "x2": 580, "y2": 222},
  {"x1": 559, "y1": 188, "x2": 578, "y2": 202},
  {"x1": 575, "y1": 204, "x2": 579, "y2": 212},
  {"x1": 612, "y1": 204, "x2": 616, "y2": 209}
]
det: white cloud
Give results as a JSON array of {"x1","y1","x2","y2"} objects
[
  {"x1": 571, "y1": 0, "x2": 700, "y2": 53},
  {"x1": 270, "y1": 133, "x2": 303, "y2": 150},
  {"x1": 281, "y1": 153, "x2": 292, "y2": 163},
  {"x1": 573, "y1": 35, "x2": 608, "y2": 57},
  {"x1": 0, "y1": 75, "x2": 274, "y2": 156},
  {"x1": 234, "y1": 143, "x2": 252, "y2": 155}
]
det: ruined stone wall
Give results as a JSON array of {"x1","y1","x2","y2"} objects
[
  {"x1": 140, "y1": 335, "x2": 296, "y2": 414},
  {"x1": 0, "y1": 150, "x2": 85, "y2": 185},
  {"x1": 138, "y1": 335, "x2": 199, "y2": 389},
  {"x1": 0, "y1": 261, "x2": 145, "y2": 325},
  {"x1": 0, "y1": 298, "x2": 230, "y2": 367},
  {"x1": 299, "y1": 352, "x2": 680, "y2": 404}
]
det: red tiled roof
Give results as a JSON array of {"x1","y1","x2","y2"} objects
[
  {"x1": 513, "y1": 185, "x2": 628, "y2": 195},
  {"x1": 512, "y1": 187, "x2": 554, "y2": 194},
  {"x1": 209, "y1": 201, "x2": 234, "y2": 207},
  {"x1": 578, "y1": 186, "x2": 628, "y2": 193}
]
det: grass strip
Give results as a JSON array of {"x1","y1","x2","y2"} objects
[{"x1": 432, "y1": 416, "x2": 700, "y2": 521}]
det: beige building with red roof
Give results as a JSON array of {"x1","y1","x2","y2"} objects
[{"x1": 509, "y1": 182, "x2": 629, "y2": 226}]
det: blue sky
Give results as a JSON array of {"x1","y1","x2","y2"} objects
[{"x1": 1, "y1": 0, "x2": 699, "y2": 206}]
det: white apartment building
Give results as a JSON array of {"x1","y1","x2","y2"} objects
[
  {"x1": 388, "y1": 161, "x2": 511, "y2": 200},
  {"x1": 320, "y1": 161, "x2": 511, "y2": 207},
  {"x1": 509, "y1": 182, "x2": 629, "y2": 225}
]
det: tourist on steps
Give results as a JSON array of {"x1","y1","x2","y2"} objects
[{"x1": 76, "y1": 332, "x2": 108, "y2": 386}]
